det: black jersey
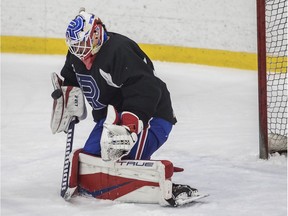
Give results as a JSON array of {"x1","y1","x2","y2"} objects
[{"x1": 61, "y1": 32, "x2": 177, "y2": 126}]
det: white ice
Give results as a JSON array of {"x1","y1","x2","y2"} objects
[{"x1": 1, "y1": 54, "x2": 287, "y2": 216}]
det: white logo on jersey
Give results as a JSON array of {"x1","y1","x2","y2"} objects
[{"x1": 99, "y1": 69, "x2": 123, "y2": 88}]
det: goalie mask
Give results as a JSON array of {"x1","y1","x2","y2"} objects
[{"x1": 65, "y1": 8, "x2": 107, "y2": 61}]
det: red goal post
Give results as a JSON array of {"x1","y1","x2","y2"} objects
[{"x1": 257, "y1": 0, "x2": 287, "y2": 159}]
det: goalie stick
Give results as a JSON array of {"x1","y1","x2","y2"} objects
[
  {"x1": 60, "y1": 117, "x2": 77, "y2": 200},
  {"x1": 50, "y1": 72, "x2": 76, "y2": 199}
]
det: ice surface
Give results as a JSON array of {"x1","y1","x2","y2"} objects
[{"x1": 1, "y1": 54, "x2": 287, "y2": 216}]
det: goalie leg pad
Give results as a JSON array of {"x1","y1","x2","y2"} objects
[{"x1": 77, "y1": 152, "x2": 174, "y2": 205}]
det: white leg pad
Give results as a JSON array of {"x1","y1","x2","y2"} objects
[{"x1": 77, "y1": 152, "x2": 174, "y2": 205}]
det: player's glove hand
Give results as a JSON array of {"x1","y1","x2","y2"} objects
[
  {"x1": 100, "y1": 105, "x2": 143, "y2": 161},
  {"x1": 50, "y1": 73, "x2": 87, "y2": 134}
]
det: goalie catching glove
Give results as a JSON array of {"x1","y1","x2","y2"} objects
[
  {"x1": 50, "y1": 72, "x2": 87, "y2": 134},
  {"x1": 100, "y1": 105, "x2": 143, "y2": 161}
]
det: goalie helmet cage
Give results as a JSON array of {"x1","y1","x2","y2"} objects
[{"x1": 257, "y1": 0, "x2": 287, "y2": 159}]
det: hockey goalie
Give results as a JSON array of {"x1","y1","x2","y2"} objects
[{"x1": 50, "y1": 8, "x2": 207, "y2": 207}]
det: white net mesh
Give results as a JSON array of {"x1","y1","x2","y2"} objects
[{"x1": 265, "y1": 0, "x2": 287, "y2": 152}]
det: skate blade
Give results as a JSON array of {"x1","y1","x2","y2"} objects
[{"x1": 175, "y1": 193, "x2": 209, "y2": 206}]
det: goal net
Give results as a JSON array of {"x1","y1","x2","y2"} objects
[{"x1": 257, "y1": 0, "x2": 287, "y2": 159}]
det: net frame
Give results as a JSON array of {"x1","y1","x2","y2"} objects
[{"x1": 257, "y1": 0, "x2": 287, "y2": 159}]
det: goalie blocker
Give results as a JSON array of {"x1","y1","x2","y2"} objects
[{"x1": 67, "y1": 149, "x2": 205, "y2": 207}]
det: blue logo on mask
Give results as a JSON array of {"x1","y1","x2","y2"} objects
[{"x1": 66, "y1": 16, "x2": 85, "y2": 40}]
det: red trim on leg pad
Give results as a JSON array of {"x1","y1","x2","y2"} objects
[
  {"x1": 79, "y1": 173, "x2": 159, "y2": 200},
  {"x1": 160, "y1": 160, "x2": 174, "y2": 179},
  {"x1": 173, "y1": 166, "x2": 184, "y2": 172},
  {"x1": 69, "y1": 148, "x2": 83, "y2": 188}
]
